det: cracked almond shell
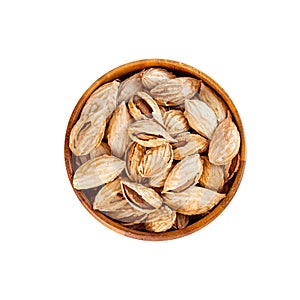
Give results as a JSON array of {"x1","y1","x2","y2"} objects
[
  {"x1": 128, "y1": 91, "x2": 163, "y2": 125},
  {"x1": 73, "y1": 155, "x2": 125, "y2": 189},
  {"x1": 163, "y1": 186, "x2": 226, "y2": 215},
  {"x1": 199, "y1": 83, "x2": 227, "y2": 123},
  {"x1": 103, "y1": 205, "x2": 147, "y2": 226},
  {"x1": 121, "y1": 181, "x2": 163, "y2": 213},
  {"x1": 141, "y1": 67, "x2": 176, "y2": 90},
  {"x1": 80, "y1": 80, "x2": 119, "y2": 118},
  {"x1": 173, "y1": 132, "x2": 209, "y2": 160},
  {"x1": 199, "y1": 157, "x2": 225, "y2": 191},
  {"x1": 184, "y1": 99, "x2": 218, "y2": 139},
  {"x1": 172, "y1": 213, "x2": 189, "y2": 229},
  {"x1": 69, "y1": 111, "x2": 107, "y2": 156},
  {"x1": 89, "y1": 142, "x2": 111, "y2": 159},
  {"x1": 145, "y1": 205, "x2": 176, "y2": 232},
  {"x1": 107, "y1": 101, "x2": 132, "y2": 158},
  {"x1": 162, "y1": 154, "x2": 203, "y2": 193},
  {"x1": 93, "y1": 178, "x2": 127, "y2": 211},
  {"x1": 127, "y1": 119, "x2": 177, "y2": 147},
  {"x1": 124, "y1": 142, "x2": 146, "y2": 183},
  {"x1": 150, "y1": 77, "x2": 200, "y2": 106},
  {"x1": 224, "y1": 154, "x2": 240, "y2": 182},
  {"x1": 138, "y1": 143, "x2": 173, "y2": 187},
  {"x1": 163, "y1": 110, "x2": 189, "y2": 136},
  {"x1": 208, "y1": 114, "x2": 240, "y2": 165},
  {"x1": 117, "y1": 73, "x2": 143, "y2": 104}
]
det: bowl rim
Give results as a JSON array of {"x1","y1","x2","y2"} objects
[{"x1": 64, "y1": 58, "x2": 246, "y2": 241}]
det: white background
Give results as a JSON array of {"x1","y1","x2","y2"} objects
[{"x1": 1, "y1": 0, "x2": 299, "y2": 299}]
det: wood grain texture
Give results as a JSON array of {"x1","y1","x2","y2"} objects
[{"x1": 64, "y1": 59, "x2": 246, "y2": 241}]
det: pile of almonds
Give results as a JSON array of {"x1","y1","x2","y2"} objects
[{"x1": 69, "y1": 68, "x2": 241, "y2": 232}]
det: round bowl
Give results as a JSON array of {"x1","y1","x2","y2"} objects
[{"x1": 64, "y1": 59, "x2": 246, "y2": 241}]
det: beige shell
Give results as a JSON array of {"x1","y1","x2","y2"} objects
[
  {"x1": 208, "y1": 114, "x2": 240, "y2": 165},
  {"x1": 224, "y1": 154, "x2": 240, "y2": 182},
  {"x1": 89, "y1": 142, "x2": 111, "y2": 159},
  {"x1": 117, "y1": 73, "x2": 143, "y2": 104},
  {"x1": 94, "y1": 179, "x2": 147, "y2": 226},
  {"x1": 69, "y1": 111, "x2": 107, "y2": 156},
  {"x1": 128, "y1": 96, "x2": 147, "y2": 121},
  {"x1": 128, "y1": 92, "x2": 163, "y2": 125},
  {"x1": 103, "y1": 205, "x2": 147, "y2": 226},
  {"x1": 162, "y1": 154, "x2": 203, "y2": 193},
  {"x1": 107, "y1": 101, "x2": 132, "y2": 158},
  {"x1": 93, "y1": 178, "x2": 127, "y2": 211},
  {"x1": 73, "y1": 155, "x2": 125, "y2": 189},
  {"x1": 80, "y1": 80, "x2": 119, "y2": 118},
  {"x1": 121, "y1": 181, "x2": 163, "y2": 213},
  {"x1": 127, "y1": 119, "x2": 177, "y2": 147},
  {"x1": 150, "y1": 77, "x2": 201, "y2": 106},
  {"x1": 163, "y1": 186, "x2": 226, "y2": 215},
  {"x1": 138, "y1": 143, "x2": 173, "y2": 187},
  {"x1": 141, "y1": 68, "x2": 176, "y2": 90},
  {"x1": 145, "y1": 205, "x2": 176, "y2": 232},
  {"x1": 173, "y1": 132, "x2": 209, "y2": 160},
  {"x1": 199, "y1": 83, "x2": 227, "y2": 123},
  {"x1": 163, "y1": 110, "x2": 189, "y2": 136},
  {"x1": 172, "y1": 213, "x2": 189, "y2": 229},
  {"x1": 199, "y1": 157, "x2": 224, "y2": 191},
  {"x1": 124, "y1": 142, "x2": 146, "y2": 183},
  {"x1": 184, "y1": 99, "x2": 218, "y2": 139},
  {"x1": 71, "y1": 81, "x2": 119, "y2": 156}
]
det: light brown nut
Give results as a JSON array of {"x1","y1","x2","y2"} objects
[
  {"x1": 80, "y1": 80, "x2": 119, "y2": 118},
  {"x1": 69, "y1": 111, "x2": 107, "y2": 156},
  {"x1": 199, "y1": 157, "x2": 224, "y2": 191},
  {"x1": 162, "y1": 154, "x2": 203, "y2": 193},
  {"x1": 173, "y1": 132, "x2": 209, "y2": 160},
  {"x1": 163, "y1": 110, "x2": 189, "y2": 136},
  {"x1": 208, "y1": 113, "x2": 240, "y2": 165},
  {"x1": 128, "y1": 92, "x2": 163, "y2": 125},
  {"x1": 163, "y1": 186, "x2": 225, "y2": 215},
  {"x1": 184, "y1": 99, "x2": 218, "y2": 139},
  {"x1": 172, "y1": 213, "x2": 189, "y2": 229},
  {"x1": 150, "y1": 77, "x2": 201, "y2": 106},
  {"x1": 127, "y1": 119, "x2": 177, "y2": 147},
  {"x1": 73, "y1": 155, "x2": 125, "y2": 189},
  {"x1": 121, "y1": 181, "x2": 163, "y2": 213},
  {"x1": 117, "y1": 73, "x2": 143, "y2": 104},
  {"x1": 145, "y1": 205, "x2": 176, "y2": 232},
  {"x1": 199, "y1": 83, "x2": 227, "y2": 123},
  {"x1": 124, "y1": 142, "x2": 146, "y2": 183},
  {"x1": 141, "y1": 68, "x2": 176, "y2": 90},
  {"x1": 138, "y1": 143, "x2": 173, "y2": 187},
  {"x1": 107, "y1": 101, "x2": 132, "y2": 158}
]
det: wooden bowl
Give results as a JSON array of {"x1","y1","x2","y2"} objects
[{"x1": 64, "y1": 59, "x2": 246, "y2": 241}]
